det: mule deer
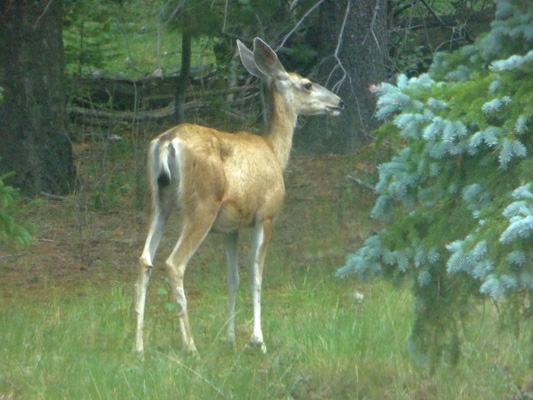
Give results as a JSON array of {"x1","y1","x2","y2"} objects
[{"x1": 135, "y1": 38, "x2": 343, "y2": 354}]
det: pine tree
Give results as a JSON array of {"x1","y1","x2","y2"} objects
[{"x1": 337, "y1": 0, "x2": 533, "y2": 367}]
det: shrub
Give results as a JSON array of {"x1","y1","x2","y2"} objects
[
  {"x1": 0, "y1": 173, "x2": 32, "y2": 247},
  {"x1": 338, "y1": 0, "x2": 533, "y2": 368}
]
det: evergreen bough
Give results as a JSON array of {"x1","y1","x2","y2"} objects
[
  {"x1": 338, "y1": 0, "x2": 533, "y2": 367},
  {"x1": 0, "y1": 173, "x2": 32, "y2": 247}
]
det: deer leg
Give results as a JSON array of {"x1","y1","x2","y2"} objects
[
  {"x1": 135, "y1": 262, "x2": 151, "y2": 354},
  {"x1": 135, "y1": 190, "x2": 172, "y2": 353},
  {"x1": 165, "y1": 207, "x2": 218, "y2": 354},
  {"x1": 247, "y1": 217, "x2": 272, "y2": 354},
  {"x1": 224, "y1": 231, "x2": 240, "y2": 347}
]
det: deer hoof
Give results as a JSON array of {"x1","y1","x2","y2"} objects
[
  {"x1": 245, "y1": 340, "x2": 267, "y2": 354},
  {"x1": 183, "y1": 346, "x2": 199, "y2": 358},
  {"x1": 224, "y1": 337, "x2": 237, "y2": 350}
]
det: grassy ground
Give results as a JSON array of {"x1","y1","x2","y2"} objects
[
  {"x1": 1, "y1": 134, "x2": 532, "y2": 399},
  {"x1": 3, "y1": 2, "x2": 531, "y2": 398}
]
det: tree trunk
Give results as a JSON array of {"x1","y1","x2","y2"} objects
[
  {"x1": 295, "y1": 0, "x2": 388, "y2": 153},
  {"x1": 0, "y1": 0, "x2": 75, "y2": 195},
  {"x1": 175, "y1": 31, "x2": 192, "y2": 124}
]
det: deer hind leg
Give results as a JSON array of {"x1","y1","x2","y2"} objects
[
  {"x1": 247, "y1": 217, "x2": 272, "y2": 354},
  {"x1": 135, "y1": 186, "x2": 173, "y2": 353},
  {"x1": 165, "y1": 205, "x2": 219, "y2": 354},
  {"x1": 224, "y1": 231, "x2": 240, "y2": 347}
]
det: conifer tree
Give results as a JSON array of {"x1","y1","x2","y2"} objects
[{"x1": 337, "y1": 0, "x2": 533, "y2": 367}]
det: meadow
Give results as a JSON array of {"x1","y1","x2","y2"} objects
[{"x1": 1, "y1": 136, "x2": 531, "y2": 399}]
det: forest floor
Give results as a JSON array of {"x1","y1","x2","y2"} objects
[{"x1": 1, "y1": 140, "x2": 376, "y2": 298}]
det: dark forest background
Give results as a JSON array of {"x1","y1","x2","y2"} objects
[{"x1": 0, "y1": 0, "x2": 494, "y2": 195}]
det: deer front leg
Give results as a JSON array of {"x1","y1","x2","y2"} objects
[
  {"x1": 247, "y1": 218, "x2": 272, "y2": 354},
  {"x1": 225, "y1": 231, "x2": 240, "y2": 347}
]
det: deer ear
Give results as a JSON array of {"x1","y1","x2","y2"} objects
[
  {"x1": 252, "y1": 38, "x2": 289, "y2": 81},
  {"x1": 237, "y1": 39, "x2": 265, "y2": 79}
]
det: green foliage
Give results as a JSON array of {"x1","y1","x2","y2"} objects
[
  {"x1": 338, "y1": 0, "x2": 533, "y2": 368},
  {"x1": 63, "y1": 0, "x2": 208, "y2": 77},
  {"x1": 161, "y1": 0, "x2": 322, "y2": 71},
  {"x1": 63, "y1": 0, "x2": 120, "y2": 75},
  {"x1": 61, "y1": 0, "x2": 325, "y2": 79},
  {"x1": 160, "y1": 0, "x2": 224, "y2": 37},
  {"x1": 388, "y1": 0, "x2": 494, "y2": 77},
  {"x1": 0, "y1": 173, "x2": 32, "y2": 247}
]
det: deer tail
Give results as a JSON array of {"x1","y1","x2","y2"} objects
[{"x1": 147, "y1": 137, "x2": 181, "y2": 198}]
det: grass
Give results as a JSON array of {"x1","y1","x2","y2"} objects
[
  {"x1": 2, "y1": 271, "x2": 407, "y2": 400},
  {"x1": 0, "y1": 138, "x2": 532, "y2": 399},
  {"x1": 1, "y1": 272, "x2": 530, "y2": 399}
]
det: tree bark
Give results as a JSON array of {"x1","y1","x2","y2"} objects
[
  {"x1": 0, "y1": 0, "x2": 75, "y2": 195},
  {"x1": 295, "y1": 0, "x2": 388, "y2": 153},
  {"x1": 175, "y1": 31, "x2": 192, "y2": 124}
]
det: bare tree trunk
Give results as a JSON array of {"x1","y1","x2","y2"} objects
[
  {"x1": 175, "y1": 31, "x2": 192, "y2": 124},
  {"x1": 0, "y1": 0, "x2": 75, "y2": 195},
  {"x1": 295, "y1": 0, "x2": 388, "y2": 153}
]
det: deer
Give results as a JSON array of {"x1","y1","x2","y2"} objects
[{"x1": 135, "y1": 37, "x2": 344, "y2": 354}]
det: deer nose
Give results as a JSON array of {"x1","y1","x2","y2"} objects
[{"x1": 338, "y1": 100, "x2": 345, "y2": 109}]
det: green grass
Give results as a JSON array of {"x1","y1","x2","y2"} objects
[
  {"x1": 1, "y1": 140, "x2": 531, "y2": 399},
  {"x1": 1, "y1": 266, "x2": 530, "y2": 399}
]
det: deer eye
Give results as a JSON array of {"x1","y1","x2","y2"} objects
[{"x1": 303, "y1": 82, "x2": 313, "y2": 91}]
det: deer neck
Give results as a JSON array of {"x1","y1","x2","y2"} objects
[{"x1": 264, "y1": 87, "x2": 298, "y2": 171}]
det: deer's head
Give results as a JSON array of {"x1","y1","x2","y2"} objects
[{"x1": 237, "y1": 38, "x2": 344, "y2": 117}]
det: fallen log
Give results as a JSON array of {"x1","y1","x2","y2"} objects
[{"x1": 67, "y1": 92, "x2": 260, "y2": 125}]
